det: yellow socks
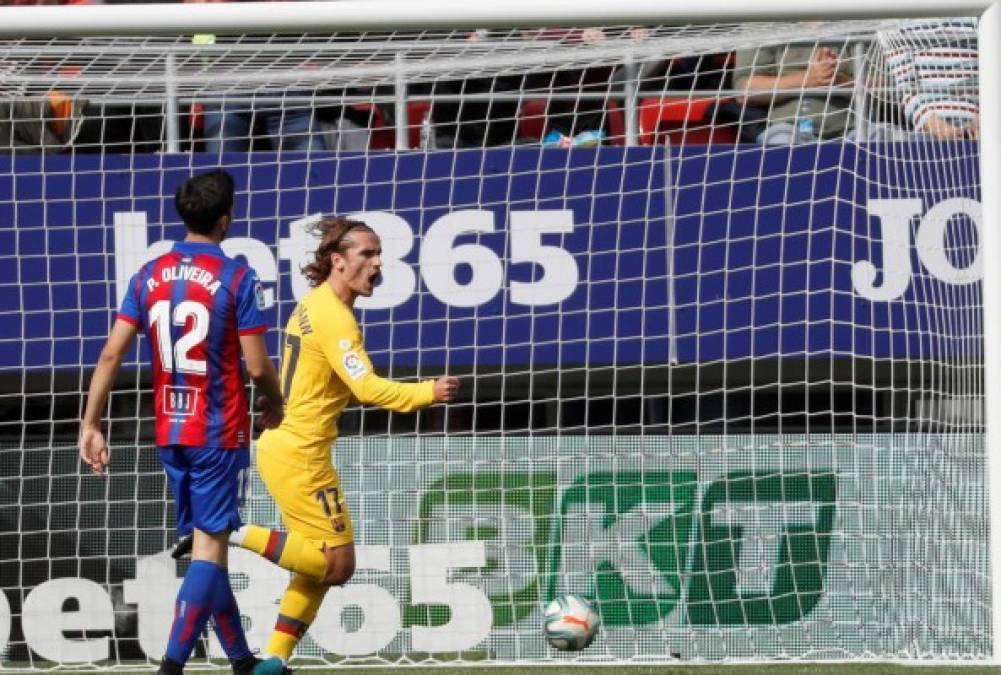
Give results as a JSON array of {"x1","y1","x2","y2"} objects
[
  {"x1": 231, "y1": 527, "x2": 332, "y2": 661},
  {"x1": 266, "y1": 574, "x2": 330, "y2": 660},
  {"x1": 231, "y1": 525, "x2": 327, "y2": 582}
]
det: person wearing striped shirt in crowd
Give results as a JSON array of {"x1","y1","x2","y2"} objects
[{"x1": 879, "y1": 18, "x2": 979, "y2": 141}]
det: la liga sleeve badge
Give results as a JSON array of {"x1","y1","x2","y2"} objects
[{"x1": 342, "y1": 351, "x2": 369, "y2": 380}]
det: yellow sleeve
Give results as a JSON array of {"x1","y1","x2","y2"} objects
[{"x1": 317, "y1": 306, "x2": 436, "y2": 413}]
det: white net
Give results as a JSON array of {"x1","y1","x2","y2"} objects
[{"x1": 0, "y1": 14, "x2": 988, "y2": 667}]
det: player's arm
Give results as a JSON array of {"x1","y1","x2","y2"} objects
[
  {"x1": 352, "y1": 366, "x2": 458, "y2": 410},
  {"x1": 344, "y1": 371, "x2": 458, "y2": 408},
  {"x1": 234, "y1": 269, "x2": 283, "y2": 429},
  {"x1": 321, "y1": 321, "x2": 458, "y2": 411},
  {"x1": 239, "y1": 332, "x2": 284, "y2": 429},
  {"x1": 340, "y1": 349, "x2": 445, "y2": 412},
  {"x1": 79, "y1": 318, "x2": 138, "y2": 477}
]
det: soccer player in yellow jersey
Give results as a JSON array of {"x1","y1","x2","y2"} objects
[{"x1": 227, "y1": 216, "x2": 458, "y2": 674}]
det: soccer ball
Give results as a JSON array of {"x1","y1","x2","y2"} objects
[{"x1": 543, "y1": 594, "x2": 600, "y2": 651}]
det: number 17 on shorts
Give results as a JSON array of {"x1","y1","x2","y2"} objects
[{"x1": 316, "y1": 486, "x2": 349, "y2": 534}]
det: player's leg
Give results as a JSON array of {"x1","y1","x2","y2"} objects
[
  {"x1": 231, "y1": 442, "x2": 352, "y2": 584},
  {"x1": 211, "y1": 569, "x2": 260, "y2": 675},
  {"x1": 229, "y1": 522, "x2": 328, "y2": 581},
  {"x1": 254, "y1": 544, "x2": 355, "y2": 675},
  {"x1": 159, "y1": 531, "x2": 260, "y2": 675},
  {"x1": 158, "y1": 447, "x2": 224, "y2": 674},
  {"x1": 250, "y1": 452, "x2": 356, "y2": 673},
  {"x1": 156, "y1": 446, "x2": 258, "y2": 672},
  {"x1": 257, "y1": 573, "x2": 329, "y2": 673},
  {"x1": 186, "y1": 444, "x2": 260, "y2": 668},
  {"x1": 175, "y1": 449, "x2": 355, "y2": 585},
  {"x1": 160, "y1": 528, "x2": 230, "y2": 669},
  {"x1": 173, "y1": 523, "x2": 332, "y2": 578}
]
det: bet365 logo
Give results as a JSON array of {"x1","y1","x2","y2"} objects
[{"x1": 416, "y1": 470, "x2": 835, "y2": 628}]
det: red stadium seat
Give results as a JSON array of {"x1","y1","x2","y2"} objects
[
  {"x1": 518, "y1": 99, "x2": 548, "y2": 142},
  {"x1": 351, "y1": 103, "x2": 394, "y2": 150},
  {"x1": 638, "y1": 96, "x2": 739, "y2": 145},
  {"x1": 188, "y1": 103, "x2": 204, "y2": 132}
]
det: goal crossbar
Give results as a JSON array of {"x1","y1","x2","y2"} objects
[{"x1": 0, "y1": 0, "x2": 991, "y2": 37}]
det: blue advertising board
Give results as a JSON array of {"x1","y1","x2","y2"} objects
[{"x1": 0, "y1": 144, "x2": 982, "y2": 371}]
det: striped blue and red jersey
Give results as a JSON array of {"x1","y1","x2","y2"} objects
[{"x1": 118, "y1": 241, "x2": 267, "y2": 449}]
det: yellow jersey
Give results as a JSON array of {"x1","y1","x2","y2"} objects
[{"x1": 259, "y1": 282, "x2": 435, "y2": 467}]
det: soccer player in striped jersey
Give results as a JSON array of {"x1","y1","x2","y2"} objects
[
  {"x1": 225, "y1": 216, "x2": 458, "y2": 673},
  {"x1": 79, "y1": 169, "x2": 284, "y2": 675}
]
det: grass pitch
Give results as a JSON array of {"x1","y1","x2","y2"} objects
[{"x1": 173, "y1": 665, "x2": 1001, "y2": 675}]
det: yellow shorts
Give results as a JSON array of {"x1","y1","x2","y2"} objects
[{"x1": 255, "y1": 437, "x2": 354, "y2": 548}]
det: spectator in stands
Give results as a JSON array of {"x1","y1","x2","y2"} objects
[
  {"x1": 415, "y1": 30, "x2": 523, "y2": 149},
  {"x1": 315, "y1": 72, "x2": 398, "y2": 152},
  {"x1": 187, "y1": 0, "x2": 323, "y2": 154},
  {"x1": 0, "y1": 95, "x2": 88, "y2": 153},
  {"x1": 315, "y1": 93, "x2": 380, "y2": 151},
  {"x1": 4, "y1": 0, "x2": 161, "y2": 155},
  {"x1": 202, "y1": 93, "x2": 323, "y2": 154},
  {"x1": 0, "y1": 49, "x2": 89, "y2": 152},
  {"x1": 878, "y1": 18, "x2": 979, "y2": 141},
  {"x1": 733, "y1": 42, "x2": 857, "y2": 144},
  {"x1": 423, "y1": 74, "x2": 523, "y2": 148},
  {"x1": 631, "y1": 52, "x2": 729, "y2": 97},
  {"x1": 529, "y1": 27, "x2": 616, "y2": 147}
]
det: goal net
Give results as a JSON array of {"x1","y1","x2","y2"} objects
[{"x1": 0, "y1": 9, "x2": 990, "y2": 667}]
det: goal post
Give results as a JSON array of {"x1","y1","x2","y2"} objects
[
  {"x1": 977, "y1": 2, "x2": 1001, "y2": 664},
  {"x1": 0, "y1": 0, "x2": 994, "y2": 35},
  {"x1": 1, "y1": 0, "x2": 1000, "y2": 668}
]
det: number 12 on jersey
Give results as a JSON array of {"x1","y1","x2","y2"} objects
[{"x1": 149, "y1": 299, "x2": 210, "y2": 375}]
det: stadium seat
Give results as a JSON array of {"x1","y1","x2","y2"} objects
[
  {"x1": 188, "y1": 102, "x2": 204, "y2": 132},
  {"x1": 351, "y1": 103, "x2": 395, "y2": 150},
  {"x1": 518, "y1": 98, "x2": 548, "y2": 142},
  {"x1": 638, "y1": 96, "x2": 739, "y2": 145}
]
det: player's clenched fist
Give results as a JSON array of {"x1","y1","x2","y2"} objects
[
  {"x1": 256, "y1": 394, "x2": 285, "y2": 430},
  {"x1": 433, "y1": 376, "x2": 460, "y2": 403}
]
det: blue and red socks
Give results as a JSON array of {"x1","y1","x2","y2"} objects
[
  {"x1": 165, "y1": 560, "x2": 220, "y2": 664},
  {"x1": 211, "y1": 567, "x2": 252, "y2": 663},
  {"x1": 165, "y1": 559, "x2": 252, "y2": 666}
]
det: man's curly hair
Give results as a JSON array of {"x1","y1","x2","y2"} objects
[{"x1": 302, "y1": 216, "x2": 375, "y2": 287}]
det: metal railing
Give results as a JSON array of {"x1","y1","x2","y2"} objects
[{"x1": 2, "y1": 38, "x2": 878, "y2": 151}]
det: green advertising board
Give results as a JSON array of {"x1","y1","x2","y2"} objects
[
  {"x1": 9, "y1": 435, "x2": 982, "y2": 664},
  {"x1": 238, "y1": 434, "x2": 986, "y2": 661}
]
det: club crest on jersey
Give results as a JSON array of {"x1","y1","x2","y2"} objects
[
  {"x1": 330, "y1": 516, "x2": 346, "y2": 533},
  {"x1": 342, "y1": 351, "x2": 368, "y2": 380}
]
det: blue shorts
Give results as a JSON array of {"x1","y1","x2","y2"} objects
[{"x1": 158, "y1": 446, "x2": 250, "y2": 536}]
